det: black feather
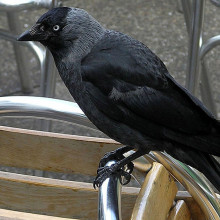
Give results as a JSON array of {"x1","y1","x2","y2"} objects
[{"x1": 82, "y1": 31, "x2": 220, "y2": 155}]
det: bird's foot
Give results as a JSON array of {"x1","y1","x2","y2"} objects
[
  {"x1": 119, "y1": 162, "x2": 134, "y2": 185},
  {"x1": 99, "y1": 146, "x2": 133, "y2": 168},
  {"x1": 93, "y1": 161, "x2": 134, "y2": 188}
]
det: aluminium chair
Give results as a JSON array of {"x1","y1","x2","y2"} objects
[
  {"x1": 0, "y1": 96, "x2": 219, "y2": 219},
  {"x1": 0, "y1": 0, "x2": 60, "y2": 96},
  {"x1": 181, "y1": 0, "x2": 220, "y2": 117}
]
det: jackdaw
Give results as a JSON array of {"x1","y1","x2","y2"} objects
[{"x1": 18, "y1": 7, "x2": 220, "y2": 190}]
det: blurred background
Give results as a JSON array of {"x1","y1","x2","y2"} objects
[
  {"x1": 1, "y1": 0, "x2": 220, "y2": 134},
  {"x1": 0, "y1": 0, "x2": 220, "y2": 181}
]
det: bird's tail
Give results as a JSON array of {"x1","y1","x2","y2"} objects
[
  {"x1": 193, "y1": 133, "x2": 220, "y2": 157},
  {"x1": 165, "y1": 144, "x2": 220, "y2": 192},
  {"x1": 196, "y1": 153, "x2": 220, "y2": 192}
]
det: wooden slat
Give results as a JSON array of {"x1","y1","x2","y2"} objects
[
  {"x1": 167, "y1": 200, "x2": 191, "y2": 220},
  {"x1": 0, "y1": 171, "x2": 138, "y2": 220},
  {"x1": 0, "y1": 126, "x2": 121, "y2": 176},
  {"x1": 1, "y1": 126, "x2": 219, "y2": 219},
  {"x1": 175, "y1": 191, "x2": 206, "y2": 220},
  {"x1": 0, "y1": 209, "x2": 75, "y2": 220},
  {"x1": 0, "y1": 170, "x2": 217, "y2": 219},
  {"x1": 149, "y1": 152, "x2": 220, "y2": 220},
  {"x1": 131, "y1": 162, "x2": 178, "y2": 220}
]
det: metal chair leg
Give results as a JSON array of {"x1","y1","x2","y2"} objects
[
  {"x1": 185, "y1": 0, "x2": 205, "y2": 95},
  {"x1": 38, "y1": 49, "x2": 57, "y2": 132},
  {"x1": 40, "y1": 49, "x2": 57, "y2": 98},
  {"x1": 181, "y1": 0, "x2": 217, "y2": 116},
  {"x1": 7, "y1": 11, "x2": 33, "y2": 93},
  {"x1": 98, "y1": 160, "x2": 122, "y2": 220},
  {"x1": 181, "y1": 0, "x2": 192, "y2": 34},
  {"x1": 200, "y1": 61, "x2": 217, "y2": 116}
]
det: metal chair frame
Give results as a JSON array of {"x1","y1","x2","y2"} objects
[
  {"x1": 181, "y1": 0, "x2": 220, "y2": 117},
  {"x1": 0, "y1": 2, "x2": 220, "y2": 217},
  {"x1": 0, "y1": 96, "x2": 219, "y2": 219},
  {"x1": 1, "y1": 0, "x2": 220, "y2": 116},
  {"x1": 0, "y1": 0, "x2": 59, "y2": 97}
]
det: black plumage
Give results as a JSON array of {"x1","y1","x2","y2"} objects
[{"x1": 18, "y1": 7, "x2": 220, "y2": 190}]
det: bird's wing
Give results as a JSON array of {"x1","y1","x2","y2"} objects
[{"x1": 81, "y1": 32, "x2": 217, "y2": 147}]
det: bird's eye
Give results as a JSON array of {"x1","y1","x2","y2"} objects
[{"x1": 53, "y1": 25, "x2": 60, "y2": 31}]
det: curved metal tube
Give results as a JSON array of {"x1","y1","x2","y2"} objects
[
  {"x1": 148, "y1": 151, "x2": 220, "y2": 220},
  {"x1": 185, "y1": 0, "x2": 204, "y2": 95},
  {"x1": 0, "y1": 29, "x2": 45, "y2": 65},
  {"x1": 0, "y1": 96, "x2": 98, "y2": 131},
  {"x1": 98, "y1": 160, "x2": 122, "y2": 220},
  {"x1": 0, "y1": 0, "x2": 54, "y2": 11},
  {"x1": 0, "y1": 96, "x2": 219, "y2": 218},
  {"x1": 200, "y1": 35, "x2": 220, "y2": 60},
  {"x1": 210, "y1": 0, "x2": 220, "y2": 7},
  {"x1": 181, "y1": 0, "x2": 217, "y2": 116}
]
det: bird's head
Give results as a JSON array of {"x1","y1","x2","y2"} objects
[{"x1": 18, "y1": 7, "x2": 105, "y2": 53}]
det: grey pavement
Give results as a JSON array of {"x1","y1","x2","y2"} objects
[{"x1": 0, "y1": 0, "x2": 219, "y2": 182}]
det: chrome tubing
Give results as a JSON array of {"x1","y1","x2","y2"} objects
[
  {"x1": 7, "y1": 11, "x2": 33, "y2": 93},
  {"x1": 199, "y1": 35, "x2": 220, "y2": 116},
  {"x1": 0, "y1": 96, "x2": 98, "y2": 131},
  {"x1": 38, "y1": 49, "x2": 57, "y2": 131},
  {"x1": 181, "y1": 0, "x2": 192, "y2": 34},
  {"x1": 200, "y1": 35, "x2": 220, "y2": 60},
  {"x1": 200, "y1": 62, "x2": 217, "y2": 117},
  {"x1": 0, "y1": 29, "x2": 45, "y2": 71},
  {"x1": 0, "y1": 0, "x2": 55, "y2": 11},
  {"x1": 185, "y1": 0, "x2": 205, "y2": 95},
  {"x1": 181, "y1": 0, "x2": 217, "y2": 116},
  {"x1": 148, "y1": 151, "x2": 220, "y2": 220},
  {"x1": 210, "y1": 0, "x2": 220, "y2": 7},
  {"x1": 0, "y1": 0, "x2": 59, "y2": 95},
  {"x1": 40, "y1": 49, "x2": 56, "y2": 97},
  {"x1": 98, "y1": 161, "x2": 122, "y2": 220},
  {"x1": 0, "y1": 29, "x2": 57, "y2": 98}
]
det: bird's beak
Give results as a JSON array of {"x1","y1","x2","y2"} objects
[
  {"x1": 17, "y1": 30, "x2": 32, "y2": 41},
  {"x1": 17, "y1": 23, "x2": 46, "y2": 41}
]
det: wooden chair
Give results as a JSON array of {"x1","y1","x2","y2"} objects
[{"x1": 0, "y1": 96, "x2": 219, "y2": 219}]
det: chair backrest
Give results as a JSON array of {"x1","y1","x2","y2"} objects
[
  {"x1": 0, "y1": 125, "x2": 138, "y2": 219},
  {"x1": 0, "y1": 125, "x2": 218, "y2": 220}
]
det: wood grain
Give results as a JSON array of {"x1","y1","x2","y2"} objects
[
  {"x1": 149, "y1": 152, "x2": 220, "y2": 220},
  {"x1": 0, "y1": 126, "x2": 219, "y2": 219},
  {"x1": 0, "y1": 208, "x2": 75, "y2": 220},
  {"x1": 0, "y1": 168, "x2": 216, "y2": 219},
  {"x1": 0, "y1": 126, "x2": 121, "y2": 176},
  {"x1": 167, "y1": 200, "x2": 191, "y2": 220},
  {"x1": 176, "y1": 191, "x2": 206, "y2": 220},
  {"x1": 0, "y1": 171, "x2": 138, "y2": 220},
  {"x1": 131, "y1": 162, "x2": 178, "y2": 220}
]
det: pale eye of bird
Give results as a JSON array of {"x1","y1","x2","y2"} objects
[{"x1": 53, "y1": 25, "x2": 60, "y2": 31}]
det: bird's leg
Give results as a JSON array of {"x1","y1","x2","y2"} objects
[
  {"x1": 97, "y1": 146, "x2": 134, "y2": 186},
  {"x1": 98, "y1": 145, "x2": 134, "y2": 168},
  {"x1": 94, "y1": 148, "x2": 147, "y2": 188}
]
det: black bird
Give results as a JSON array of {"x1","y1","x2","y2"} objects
[{"x1": 18, "y1": 7, "x2": 220, "y2": 190}]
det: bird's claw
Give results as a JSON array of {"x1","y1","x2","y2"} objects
[
  {"x1": 99, "y1": 151, "x2": 122, "y2": 168},
  {"x1": 119, "y1": 162, "x2": 134, "y2": 185},
  {"x1": 98, "y1": 146, "x2": 133, "y2": 168},
  {"x1": 93, "y1": 162, "x2": 134, "y2": 188},
  {"x1": 93, "y1": 166, "x2": 114, "y2": 188},
  {"x1": 126, "y1": 161, "x2": 134, "y2": 174}
]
